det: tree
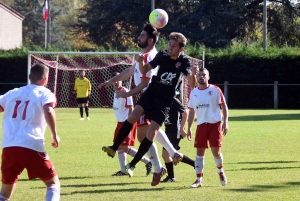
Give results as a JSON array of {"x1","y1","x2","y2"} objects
[{"x1": 77, "y1": 0, "x2": 152, "y2": 50}]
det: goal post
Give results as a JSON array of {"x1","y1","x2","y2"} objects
[{"x1": 28, "y1": 51, "x2": 202, "y2": 108}]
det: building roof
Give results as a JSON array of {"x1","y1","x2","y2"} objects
[{"x1": 0, "y1": 2, "x2": 25, "y2": 20}]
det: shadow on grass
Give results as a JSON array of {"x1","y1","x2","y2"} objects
[
  {"x1": 229, "y1": 113, "x2": 300, "y2": 121},
  {"x1": 229, "y1": 161, "x2": 299, "y2": 165},
  {"x1": 228, "y1": 166, "x2": 300, "y2": 171},
  {"x1": 61, "y1": 186, "x2": 187, "y2": 195},
  {"x1": 226, "y1": 182, "x2": 300, "y2": 193},
  {"x1": 19, "y1": 176, "x2": 94, "y2": 182},
  {"x1": 61, "y1": 182, "x2": 149, "y2": 188}
]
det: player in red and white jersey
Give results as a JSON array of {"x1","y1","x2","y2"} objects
[
  {"x1": 111, "y1": 72, "x2": 152, "y2": 176},
  {"x1": 99, "y1": 24, "x2": 184, "y2": 186},
  {"x1": 0, "y1": 63, "x2": 60, "y2": 200},
  {"x1": 187, "y1": 67, "x2": 229, "y2": 188}
]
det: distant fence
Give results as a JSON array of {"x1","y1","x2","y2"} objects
[
  {"x1": 221, "y1": 81, "x2": 300, "y2": 109},
  {"x1": 1, "y1": 82, "x2": 300, "y2": 109}
]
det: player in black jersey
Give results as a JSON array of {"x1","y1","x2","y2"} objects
[{"x1": 102, "y1": 32, "x2": 196, "y2": 186}]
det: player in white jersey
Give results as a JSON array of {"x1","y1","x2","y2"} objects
[
  {"x1": 111, "y1": 72, "x2": 152, "y2": 176},
  {"x1": 0, "y1": 63, "x2": 60, "y2": 201},
  {"x1": 99, "y1": 24, "x2": 184, "y2": 186},
  {"x1": 187, "y1": 67, "x2": 229, "y2": 188}
]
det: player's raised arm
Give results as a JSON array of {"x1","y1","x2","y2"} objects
[
  {"x1": 98, "y1": 64, "x2": 135, "y2": 89},
  {"x1": 187, "y1": 71, "x2": 197, "y2": 89}
]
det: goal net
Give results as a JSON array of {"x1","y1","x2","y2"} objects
[{"x1": 28, "y1": 51, "x2": 202, "y2": 108}]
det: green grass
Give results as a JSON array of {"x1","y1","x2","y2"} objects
[{"x1": 1, "y1": 109, "x2": 300, "y2": 200}]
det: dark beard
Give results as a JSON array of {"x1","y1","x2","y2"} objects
[{"x1": 138, "y1": 40, "x2": 148, "y2": 48}]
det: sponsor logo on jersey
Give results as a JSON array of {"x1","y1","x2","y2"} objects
[
  {"x1": 159, "y1": 72, "x2": 176, "y2": 85},
  {"x1": 196, "y1": 104, "x2": 210, "y2": 109},
  {"x1": 113, "y1": 107, "x2": 118, "y2": 110}
]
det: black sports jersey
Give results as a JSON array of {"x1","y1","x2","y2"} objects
[{"x1": 149, "y1": 50, "x2": 192, "y2": 100}]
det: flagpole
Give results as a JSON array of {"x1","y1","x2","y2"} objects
[
  {"x1": 47, "y1": 0, "x2": 51, "y2": 49},
  {"x1": 45, "y1": 20, "x2": 47, "y2": 49}
]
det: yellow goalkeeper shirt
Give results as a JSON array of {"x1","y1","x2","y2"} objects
[{"x1": 74, "y1": 77, "x2": 91, "y2": 98}]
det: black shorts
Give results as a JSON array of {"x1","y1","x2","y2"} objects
[
  {"x1": 163, "y1": 128, "x2": 181, "y2": 151},
  {"x1": 137, "y1": 88, "x2": 172, "y2": 126},
  {"x1": 77, "y1": 97, "x2": 89, "y2": 104}
]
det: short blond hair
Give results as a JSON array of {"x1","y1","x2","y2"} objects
[{"x1": 169, "y1": 32, "x2": 187, "y2": 47}]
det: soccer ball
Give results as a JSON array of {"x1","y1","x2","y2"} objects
[{"x1": 149, "y1": 9, "x2": 168, "y2": 29}]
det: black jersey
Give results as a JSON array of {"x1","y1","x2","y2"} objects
[{"x1": 148, "y1": 50, "x2": 192, "y2": 100}]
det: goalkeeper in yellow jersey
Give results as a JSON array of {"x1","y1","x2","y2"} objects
[{"x1": 73, "y1": 70, "x2": 92, "y2": 120}]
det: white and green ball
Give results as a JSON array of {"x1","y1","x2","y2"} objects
[{"x1": 149, "y1": 9, "x2": 168, "y2": 29}]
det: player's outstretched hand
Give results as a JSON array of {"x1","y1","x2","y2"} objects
[
  {"x1": 51, "y1": 135, "x2": 60, "y2": 148},
  {"x1": 98, "y1": 80, "x2": 113, "y2": 89},
  {"x1": 135, "y1": 54, "x2": 144, "y2": 62}
]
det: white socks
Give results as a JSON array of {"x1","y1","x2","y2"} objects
[
  {"x1": 0, "y1": 195, "x2": 8, "y2": 201},
  {"x1": 214, "y1": 152, "x2": 224, "y2": 173},
  {"x1": 146, "y1": 142, "x2": 162, "y2": 172},
  {"x1": 118, "y1": 150, "x2": 127, "y2": 173},
  {"x1": 195, "y1": 155, "x2": 205, "y2": 180},
  {"x1": 46, "y1": 186, "x2": 60, "y2": 201},
  {"x1": 155, "y1": 129, "x2": 177, "y2": 157}
]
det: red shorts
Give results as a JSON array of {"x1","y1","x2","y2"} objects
[
  {"x1": 1, "y1": 147, "x2": 57, "y2": 184},
  {"x1": 137, "y1": 114, "x2": 150, "y2": 127},
  {"x1": 114, "y1": 122, "x2": 137, "y2": 146},
  {"x1": 194, "y1": 122, "x2": 223, "y2": 148}
]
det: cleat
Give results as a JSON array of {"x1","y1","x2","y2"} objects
[
  {"x1": 145, "y1": 162, "x2": 152, "y2": 176},
  {"x1": 151, "y1": 167, "x2": 167, "y2": 186},
  {"x1": 161, "y1": 176, "x2": 176, "y2": 183},
  {"x1": 102, "y1": 146, "x2": 116, "y2": 158},
  {"x1": 190, "y1": 180, "x2": 202, "y2": 188},
  {"x1": 172, "y1": 152, "x2": 183, "y2": 166},
  {"x1": 86, "y1": 117, "x2": 90, "y2": 120},
  {"x1": 79, "y1": 118, "x2": 84, "y2": 120},
  {"x1": 218, "y1": 171, "x2": 227, "y2": 186},
  {"x1": 112, "y1": 171, "x2": 128, "y2": 176},
  {"x1": 125, "y1": 163, "x2": 134, "y2": 177}
]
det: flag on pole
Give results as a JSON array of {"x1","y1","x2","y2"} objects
[{"x1": 43, "y1": 0, "x2": 48, "y2": 21}]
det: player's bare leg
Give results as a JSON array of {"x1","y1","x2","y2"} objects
[{"x1": 0, "y1": 183, "x2": 17, "y2": 200}]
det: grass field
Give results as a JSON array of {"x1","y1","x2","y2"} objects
[{"x1": 0, "y1": 109, "x2": 300, "y2": 201}]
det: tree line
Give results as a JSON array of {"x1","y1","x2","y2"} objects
[{"x1": 2, "y1": 0, "x2": 300, "y2": 50}]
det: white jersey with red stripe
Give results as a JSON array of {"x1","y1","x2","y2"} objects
[
  {"x1": 0, "y1": 84, "x2": 57, "y2": 152},
  {"x1": 188, "y1": 84, "x2": 226, "y2": 125},
  {"x1": 134, "y1": 47, "x2": 158, "y2": 90},
  {"x1": 113, "y1": 87, "x2": 133, "y2": 122}
]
